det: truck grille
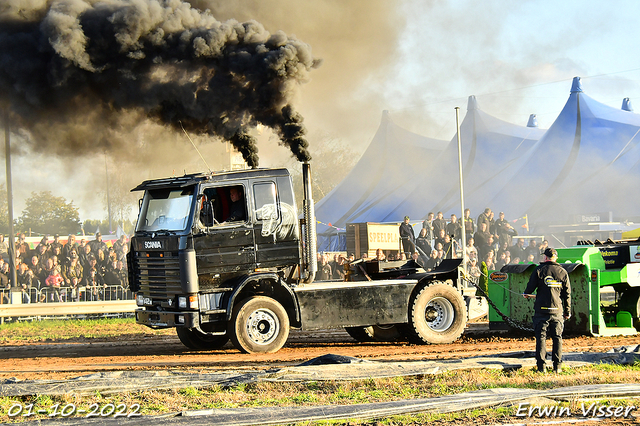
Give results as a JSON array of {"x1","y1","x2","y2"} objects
[{"x1": 134, "y1": 251, "x2": 182, "y2": 297}]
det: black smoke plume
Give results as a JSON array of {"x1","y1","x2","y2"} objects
[{"x1": 0, "y1": 0, "x2": 319, "y2": 167}]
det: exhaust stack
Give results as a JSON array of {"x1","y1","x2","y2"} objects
[{"x1": 301, "y1": 161, "x2": 317, "y2": 284}]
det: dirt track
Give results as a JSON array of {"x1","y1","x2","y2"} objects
[{"x1": 1, "y1": 324, "x2": 638, "y2": 382}]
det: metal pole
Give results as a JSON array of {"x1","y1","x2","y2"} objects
[
  {"x1": 4, "y1": 110, "x2": 17, "y2": 289},
  {"x1": 105, "y1": 154, "x2": 112, "y2": 234},
  {"x1": 455, "y1": 107, "x2": 467, "y2": 268}
]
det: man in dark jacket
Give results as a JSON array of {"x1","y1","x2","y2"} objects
[
  {"x1": 399, "y1": 216, "x2": 416, "y2": 258},
  {"x1": 523, "y1": 248, "x2": 571, "y2": 373}
]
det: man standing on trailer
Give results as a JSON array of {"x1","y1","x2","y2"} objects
[
  {"x1": 399, "y1": 216, "x2": 416, "y2": 259},
  {"x1": 523, "y1": 247, "x2": 571, "y2": 373}
]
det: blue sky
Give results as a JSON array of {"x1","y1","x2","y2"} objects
[{"x1": 376, "y1": 0, "x2": 640, "y2": 136}]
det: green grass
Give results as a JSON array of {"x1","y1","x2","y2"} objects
[
  {"x1": 0, "y1": 318, "x2": 172, "y2": 343},
  {"x1": 2, "y1": 364, "x2": 639, "y2": 424}
]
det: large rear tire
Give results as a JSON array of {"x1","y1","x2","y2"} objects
[
  {"x1": 402, "y1": 282, "x2": 467, "y2": 344},
  {"x1": 229, "y1": 296, "x2": 290, "y2": 354},
  {"x1": 176, "y1": 327, "x2": 229, "y2": 350}
]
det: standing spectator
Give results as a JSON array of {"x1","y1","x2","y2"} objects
[
  {"x1": 473, "y1": 222, "x2": 490, "y2": 253},
  {"x1": 316, "y1": 254, "x2": 332, "y2": 281},
  {"x1": 523, "y1": 248, "x2": 571, "y2": 373},
  {"x1": 477, "y1": 208, "x2": 492, "y2": 233},
  {"x1": 16, "y1": 262, "x2": 34, "y2": 303},
  {"x1": 465, "y1": 238, "x2": 478, "y2": 261},
  {"x1": 113, "y1": 235, "x2": 128, "y2": 263},
  {"x1": 0, "y1": 234, "x2": 9, "y2": 262},
  {"x1": 15, "y1": 233, "x2": 31, "y2": 263},
  {"x1": 495, "y1": 212, "x2": 517, "y2": 247},
  {"x1": 434, "y1": 228, "x2": 446, "y2": 251},
  {"x1": 89, "y1": 232, "x2": 108, "y2": 257},
  {"x1": 487, "y1": 211, "x2": 497, "y2": 239},
  {"x1": 422, "y1": 212, "x2": 435, "y2": 244},
  {"x1": 525, "y1": 240, "x2": 540, "y2": 260},
  {"x1": 34, "y1": 244, "x2": 49, "y2": 266},
  {"x1": 62, "y1": 254, "x2": 84, "y2": 288},
  {"x1": 446, "y1": 214, "x2": 462, "y2": 242},
  {"x1": 85, "y1": 267, "x2": 106, "y2": 301},
  {"x1": 467, "y1": 257, "x2": 481, "y2": 278},
  {"x1": 399, "y1": 216, "x2": 416, "y2": 258},
  {"x1": 28, "y1": 255, "x2": 44, "y2": 289},
  {"x1": 332, "y1": 255, "x2": 346, "y2": 281},
  {"x1": 425, "y1": 249, "x2": 439, "y2": 271},
  {"x1": 495, "y1": 251, "x2": 508, "y2": 270},
  {"x1": 44, "y1": 265, "x2": 64, "y2": 302},
  {"x1": 510, "y1": 238, "x2": 527, "y2": 262},
  {"x1": 431, "y1": 212, "x2": 446, "y2": 240},
  {"x1": 79, "y1": 244, "x2": 93, "y2": 272},
  {"x1": 483, "y1": 252, "x2": 496, "y2": 271},
  {"x1": 415, "y1": 228, "x2": 432, "y2": 258},
  {"x1": 0, "y1": 262, "x2": 10, "y2": 304},
  {"x1": 104, "y1": 259, "x2": 124, "y2": 286},
  {"x1": 462, "y1": 208, "x2": 475, "y2": 241},
  {"x1": 50, "y1": 234, "x2": 63, "y2": 255},
  {"x1": 62, "y1": 235, "x2": 79, "y2": 263}
]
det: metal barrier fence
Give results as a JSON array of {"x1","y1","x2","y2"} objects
[
  {"x1": 0, "y1": 285, "x2": 136, "y2": 321},
  {"x1": 1, "y1": 285, "x2": 134, "y2": 304}
]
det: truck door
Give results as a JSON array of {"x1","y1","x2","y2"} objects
[
  {"x1": 253, "y1": 180, "x2": 299, "y2": 268},
  {"x1": 193, "y1": 183, "x2": 256, "y2": 287}
]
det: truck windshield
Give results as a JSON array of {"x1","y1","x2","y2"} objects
[{"x1": 136, "y1": 187, "x2": 194, "y2": 233}]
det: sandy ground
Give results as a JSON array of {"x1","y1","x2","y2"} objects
[{"x1": 1, "y1": 324, "x2": 638, "y2": 382}]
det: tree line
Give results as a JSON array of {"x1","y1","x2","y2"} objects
[{"x1": 0, "y1": 186, "x2": 135, "y2": 236}]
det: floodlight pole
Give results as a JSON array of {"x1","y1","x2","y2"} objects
[
  {"x1": 455, "y1": 107, "x2": 467, "y2": 268},
  {"x1": 4, "y1": 110, "x2": 17, "y2": 289}
]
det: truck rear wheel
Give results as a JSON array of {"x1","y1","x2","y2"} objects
[
  {"x1": 176, "y1": 327, "x2": 229, "y2": 350},
  {"x1": 403, "y1": 282, "x2": 467, "y2": 344},
  {"x1": 229, "y1": 296, "x2": 290, "y2": 354}
]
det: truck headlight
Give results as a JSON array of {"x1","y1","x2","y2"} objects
[
  {"x1": 178, "y1": 296, "x2": 187, "y2": 308},
  {"x1": 136, "y1": 294, "x2": 144, "y2": 306}
]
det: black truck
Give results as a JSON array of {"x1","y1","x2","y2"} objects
[{"x1": 128, "y1": 163, "x2": 473, "y2": 353}]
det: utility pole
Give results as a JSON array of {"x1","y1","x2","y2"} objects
[
  {"x1": 4, "y1": 110, "x2": 17, "y2": 289},
  {"x1": 105, "y1": 154, "x2": 112, "y2": 234}
]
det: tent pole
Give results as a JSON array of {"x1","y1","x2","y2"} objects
[{"x1": 455, "y1": 107, "x2": 467, "y2": 270}]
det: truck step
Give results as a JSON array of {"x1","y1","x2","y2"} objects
[{"x1": 202, "y1": 309, "x2": 227, "y2": 315}]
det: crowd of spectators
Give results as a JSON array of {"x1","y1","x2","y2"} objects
[
  {"x1": 0, "y1": 232, "x2": 130, "y2": 304},
  {"x1": 400, "y1": 208, "x2": 548, "y2": 278},
  {"x1": 315, "y1": 208, "x2": 548, "y2": 283}
]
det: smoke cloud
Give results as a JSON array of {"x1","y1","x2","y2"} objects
[{"x1": 0, "y1": 0, "x2": 319, "y2": 167}]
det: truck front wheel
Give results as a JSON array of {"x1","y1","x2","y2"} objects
[
  {"x1": 229, "y1": 296, "x2": 290, "y2": 354},
  {"x1": 176, "y1": 327, "x2": 229, "y2": 350},
  {"x1": 403, "y1": 282, "x2": 467, "y2": 344}
]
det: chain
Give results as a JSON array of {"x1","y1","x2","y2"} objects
[{"x1": 461, "y1": 272, "x2": 534, "y2": 333}]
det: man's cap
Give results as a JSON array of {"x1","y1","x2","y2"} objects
[
  {"x1": 484, "y1": 208, "x2": 491, "y2": 214},
  {"x1": 96, "y1": 231, "x2": 102, "y2": 236},
  {"x1": 543, "y1": 248, "x2": 557, "y2": 258},
  {"x1": 404, "y1": 216, "x2": 410, "y2": 220}
]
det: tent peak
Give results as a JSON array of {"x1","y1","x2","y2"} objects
[
  {"x1": 622, "y1": 97, "x2": 634, "y2": 112},
  {"x1": 527, "y1": 114, "x2": 538, "y2": 127},
  {"x1": 467, "y1": 95, "x2": 478, "y2": 111},
  {"x1": 570, "y1": 76, "x2": 583, "y2": 93}
]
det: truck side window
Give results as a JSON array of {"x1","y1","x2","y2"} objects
[{"x1": 254, "y1": 183, "x2": 278, "y2": 221}]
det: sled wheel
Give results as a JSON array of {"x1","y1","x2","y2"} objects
[
  {"x1": 344, "y1": 326, "x2": 374, "y2": 342},
  {"x1": 344, "y1": 324, "x2": 403, "y2": 342},
  {"x1": 176, "y1": 327, "x2": 229, "y2": 350},
  {"x1": 229, "y1": 296, "x2": 290, "y2": 354},
  {"x1": 403, "y1": 282, "x2": 467, "y2": 344},
  {"x1": 619, "y1": 287, "x2": 640, "y2": 331}
]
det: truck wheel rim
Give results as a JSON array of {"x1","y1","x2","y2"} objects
[
  {"x1": 425, "y1": 296, "x2": 454, "y2": 332},
  {"x1": 246, "y1": 308, "x2": 279, "y2": 345}
]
